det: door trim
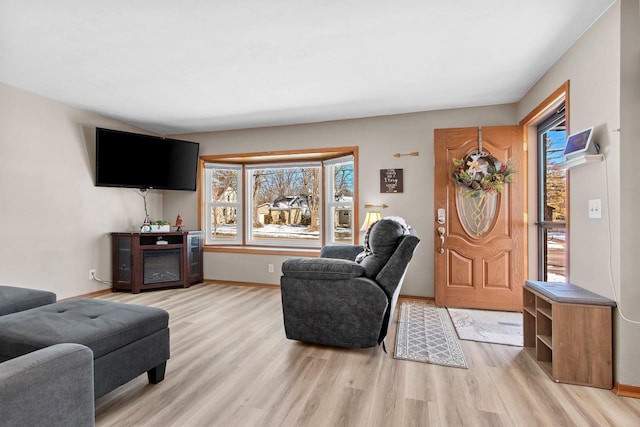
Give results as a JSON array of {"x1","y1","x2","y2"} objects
[
  {"x1": 434, "y1": 126, "x2": 525, "y2": 311},
  {"x1": 519, "y1": 81, "x2": 570, "y2": 282}
]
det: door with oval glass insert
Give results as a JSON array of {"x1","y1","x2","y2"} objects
[{"x1": 434, "y1": 126, "x2": 524, "y2": 311}]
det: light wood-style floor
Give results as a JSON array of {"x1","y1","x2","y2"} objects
[{"x1": 94, "y1": 283, "x2": 640, "y2": 426}]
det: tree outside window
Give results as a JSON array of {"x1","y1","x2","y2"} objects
[
  {"x1": 247, "y1": 163, "x2": 322, "y2": 246},
  {"x1": 202, "y1": 150, "x2": 356, "y2": 249}
]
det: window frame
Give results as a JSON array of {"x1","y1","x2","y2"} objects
[
  {"x1": 518, "y1": 80, "x2": 570, "y2": 284},
  {"x1": 536, "y1": 103, "x2": 568, "y2": 282},
  {"x1": 199, "y1": 147, "x2": 358, "y2": 254},
  {"x1": 245, "y1": 161, "x2": 323, "y2": 248},
  {"x1": 324, "y1": 155, "x2": 355, "y2": 246},
  {"x1": 203, "y1": 163, "x2": 243, "y2": 245}
]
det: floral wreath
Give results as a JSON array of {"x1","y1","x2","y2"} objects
[{"x1": 452, "y1": 152, "x2": 514, "y2": 197}]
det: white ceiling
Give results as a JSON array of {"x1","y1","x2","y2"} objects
[{"x1": 0, "y1": 1, "x2": 615, "y2": 135}]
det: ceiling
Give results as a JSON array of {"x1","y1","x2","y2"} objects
[{"x1": 0, "y1": 1, "x2": 615, "y2": 135}]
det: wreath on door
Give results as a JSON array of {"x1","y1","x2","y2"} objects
[{"x1": 452, "y1": 153, "x2": 514, "y2": 197}]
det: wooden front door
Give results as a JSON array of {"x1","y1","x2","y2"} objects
[{"x1": 434, "y1": 126, "x2": 524, "y2": 311}]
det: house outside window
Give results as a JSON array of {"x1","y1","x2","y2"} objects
[
  {"x1": 204, "y1": 164, "x2": 242, "y2": 244},
  {"x1": 246, "y1": 162, "x2": 322, "y2": 247},
  {"x1": 201, "y1": 148, "x2": 357, "y2": 250},
  {"x1": 324, "y1": 155, "x2": 354, "y2": 245}
]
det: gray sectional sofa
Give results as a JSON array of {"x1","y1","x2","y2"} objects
[
  {"x1": 0, "y1": 285, "x2": 56, "y2": 315},
  {"x1": 0, "y1": 285, "x2": 171, "y2": 426},
  {"x1": 0, "y1": 343, "x2": 95, "y2": 427},
  {"x1": 0, "y1": 298, "x2": 170, "y2": 398},
  {"x1": 0, "y1": 286, "x2": 94, "y2": 426}
]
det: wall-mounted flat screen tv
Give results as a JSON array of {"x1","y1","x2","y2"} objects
[{"x1": 96, "y1": 128, "x2": 200, "y2": 191}]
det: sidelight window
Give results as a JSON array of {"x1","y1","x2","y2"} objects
[{"x1": 537, "y1": 103, "x2": 567, "y2": 282}]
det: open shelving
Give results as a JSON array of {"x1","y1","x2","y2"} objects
[
  {"x1": 523, "y1": 281, "x2": 615, "y2": 389},
  {"x1": 554, "y1": 154, "x2": 604, "y2": 170}
]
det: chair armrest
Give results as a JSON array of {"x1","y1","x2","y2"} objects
[
  {"x1": 0, "y1": 343, "x2": 95, "y2": 427},
  {"x1": 320, "y1": 245, "x2": 365, "y2": 260},
  {"x1": 282, "y1": 257, "x2": 365, "y2": 280}
]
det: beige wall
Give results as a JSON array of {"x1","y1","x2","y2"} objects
[
  {"x1": 167, "y1": 104, "x2": 517, "y2": 297},
  {"x1": 618, "y1": 0, "x2": 640, "y2": 387},
  {"x1": 0, "y1": 83, "x2": 163, "y2": 299},
  {"x1": 522, "y1": 0, "x2": 620, "y2": 298},
  {"x1": 518, "y1": 0, "x2": 640, "y2": 386},
  {"x1": 0, "y1": 79, "x2": 515, "y2": 300}
]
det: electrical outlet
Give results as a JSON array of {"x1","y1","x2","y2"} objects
[
  {"x1": 588, "y1": 199, "x2": 602, "y2": 219},
  {"x1": 89, "y1": 269, "x2": 96, "y2": 280},
  {"x1": 268, "y1": 264, "x2": 274, "y2": 273}
]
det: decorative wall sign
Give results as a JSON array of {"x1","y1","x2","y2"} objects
[{"x1": 380, "y1": 169, "x2": 403, "y2": 193}]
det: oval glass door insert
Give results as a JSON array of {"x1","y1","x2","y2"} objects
[{"x1": 455, "y1": 185, "x2": 498, "y2": 236}]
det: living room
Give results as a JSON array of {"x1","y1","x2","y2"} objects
[{"x1": 1, "y1": 1, "x2": 639, "y2": 425}]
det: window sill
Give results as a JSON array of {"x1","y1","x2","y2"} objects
[{"x1": 204, "y1": 245, "x2": 320, "y2": 257}]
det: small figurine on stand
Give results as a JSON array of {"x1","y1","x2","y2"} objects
[
  {"x1": 175, "y1": 214, "x2": 183, "y2": 232},
  {"x1": 141, "y1": 215, "x2": 151, "y2": 232}
]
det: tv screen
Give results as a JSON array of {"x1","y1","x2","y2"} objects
[{"x1": 96, "y1": 128, "x2": 200, "y2": 191}]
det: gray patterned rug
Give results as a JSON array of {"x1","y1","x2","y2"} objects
[
  {"x1": 447, "y1": 307, "x2": 523, "y2": 346},
  {"x1": 394, "y1": 302, "x2": 468, "y2": 369}
]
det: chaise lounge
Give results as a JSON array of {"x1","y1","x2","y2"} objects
[
  {"x1": 0, "y1": 286, "x2": 170, "y2": 399},
  {"x1": 0, "y1": 343, "x2": 95, "y2": 427},
  {"x1": 0, "y1": 285, "x2": 56, "y2": 315}
]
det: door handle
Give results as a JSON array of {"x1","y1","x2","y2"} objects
[{"x1": 437, "y1": 227, "x2": 445, "y2": 254}]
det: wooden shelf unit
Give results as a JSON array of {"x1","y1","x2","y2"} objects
[
  {"x1": 523, "y1": 281, "x2": 615, "y2": 389},
  {"x1": 111, "y1": 231, "x2": 203, "y2": 294}
]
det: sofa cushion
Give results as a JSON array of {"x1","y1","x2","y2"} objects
[
  {"x1": 282, "y1": 258, "x2": 366, "y2": 280},
  {"x1": 0, "y1": 298, "x2": 168, "y2": 361},
  {"x1": 0, "y1": 286, "x2": 56, "y2": 316},
  {"x1": 358, "y1": 219, "x2": 407, "y2": 279}
]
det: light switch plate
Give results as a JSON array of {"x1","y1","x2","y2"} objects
[{"x1": 589, "y1": 199, "x2": 602, "y2": 219}]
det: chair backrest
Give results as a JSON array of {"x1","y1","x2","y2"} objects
[
  {"x1": 375, "y1": 228, "x2": 420, "y2": 298},
  {"x1": 359, "y1": 219, "x2": 410, "y2": 279},
  {"x1": 375, "y1": 228, "x2": 420, "y2": 344}
]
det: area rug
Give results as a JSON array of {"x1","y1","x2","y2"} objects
[
  {"x1": 394, "y1": 302, "x2": 468, "y2": 369},
  {"x1": 447, "y1": 307, "x2": 523, "y2": 347}
]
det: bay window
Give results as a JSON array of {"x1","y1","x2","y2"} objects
[{"x1": 201, "y1": 148, "x2": 357, "y2": 251}]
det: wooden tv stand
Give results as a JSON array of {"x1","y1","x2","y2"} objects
[
  {"x1": 111, "y1": 231, "x2": 203, "y2": 293},
  {"x1": 523, "y1": 280, "x2": 616, "y2": 389}
]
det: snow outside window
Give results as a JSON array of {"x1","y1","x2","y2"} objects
[
  {"x1": 324, "y1": 155, "x2": 354, "y2": 245},
  {"x1": 246, "y1": 162, "x2": 322, "y2": 247},
  {"x1": 204, "y1": 163, "x2": 243, "y2": 245},
  {"x1": 202, "y1": 149, "x2": 356, "y2": 250}
]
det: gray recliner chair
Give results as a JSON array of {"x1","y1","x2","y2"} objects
[{"x1": 280, "y1": 218, "x2": 420, "y2": 349}]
